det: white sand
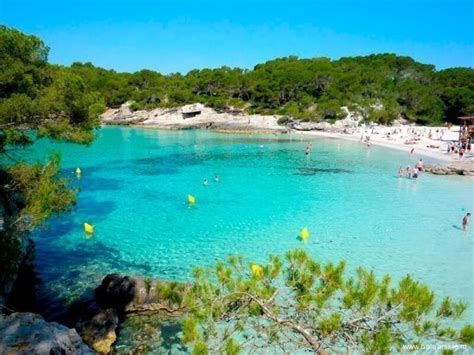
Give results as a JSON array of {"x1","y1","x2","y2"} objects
[{"x1": 297, "y1": 126, "x2": 470, "y2": 162}]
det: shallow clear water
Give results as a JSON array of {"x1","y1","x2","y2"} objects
[{"x1": 17, "y1": 127, "x2": 473, "y2": 321}]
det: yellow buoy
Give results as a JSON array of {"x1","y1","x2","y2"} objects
[
  {"x1": 299, "y1": 227, "x2": 310, "y2": 242},
  {"x1": 83, "y1": 222, "x2": 94, "y2": 235},
  {"x1": 251, "y1": 264, "x2": 263, "y2": 277},
  {"x1": 75, "y1": 168, "x2": 81, "y2": 175},
  {"x1": 187, "y1": 194, "x2": 195, "y2": 205}
]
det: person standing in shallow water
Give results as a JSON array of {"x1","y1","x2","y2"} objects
[
  {"x1": 462, "y1": 213, "x2": 471, "y2": 231},
  {"x1": 398, "y1": 166, "x2": 403, "y2": 177},
  {"x1": 416, "y1": 159, "x2": 424, "y2": 172}
]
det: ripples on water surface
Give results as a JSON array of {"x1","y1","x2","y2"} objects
[{"x1": 18, "y1": 127, "x2": 473, "y2": 323}]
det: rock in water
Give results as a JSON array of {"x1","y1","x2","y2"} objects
[
  {"x1": 76, "y1": 308, "x2": 119, "y2": 354},
  {"x1": 95, "y1": 274, "x2": 137, "y2": 312},
  {"x1": 0, "y1": 312, "x2": 92, "y2": 354}
]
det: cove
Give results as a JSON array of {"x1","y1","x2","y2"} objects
[{"x1": 17, "y1": 126, "x2": 473, "y2": 321}]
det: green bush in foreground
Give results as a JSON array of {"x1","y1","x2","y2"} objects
[
  {"x1": 180, "y1": 249, "x2": 473, "y2": 354},
  {"x1": 7, "y1": 154, "x2": 76, "y2": 231}
]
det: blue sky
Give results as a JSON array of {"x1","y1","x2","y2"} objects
[{"x1": 1, "y1": 0, "x2": 473, "y2": 73}]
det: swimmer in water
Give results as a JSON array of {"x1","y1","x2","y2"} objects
[
  {"x1": 203, "y1": 179, "x2": 208, "y2": 186},
  {"x1": 214, "y1": 175, "x2": 220, "y2": 182},
  {"x1": 462, "y1": 212, "x2": 471, "y2": 231},
  {"x1": 305, "y1": 143, "x2": 312, "y2": 156},
  {"x1": 398, "y1": 166, "x2": 403, "y2": 177}
]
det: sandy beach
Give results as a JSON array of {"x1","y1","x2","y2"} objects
[{"x1": 297, "y1": 127, "x2": 468, "y2": 163}]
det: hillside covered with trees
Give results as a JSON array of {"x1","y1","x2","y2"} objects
[{"x1": 70, "y1": 55, "x2": 474, "y2": 126}]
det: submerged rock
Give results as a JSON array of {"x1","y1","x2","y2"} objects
[
  {"x1": 114, "y1": 314, "x2": 185, "y2": 354},
  {"x1": 0, "y1": 312, "x2": 92, "y2": 354}
]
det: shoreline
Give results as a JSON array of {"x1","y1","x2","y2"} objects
[
  {"x1": 294, "y1": 130, "x2": 457, "y2": 162},
  {"x1": 101, "y1": 102, "x2": 472, "y2": 168},
  {"x1": 112, "y1": 123, "x2": 470, "y2": 164}
]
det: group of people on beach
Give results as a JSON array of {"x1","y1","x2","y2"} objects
[
  {"x1": 447, "y1": 140, "x2": 471, "y2": 159},
  {"x1": 398, "y1": 159, "x2": 424, "y2": 179}
]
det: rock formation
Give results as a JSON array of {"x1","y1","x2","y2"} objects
[
  {"x1": 425, "y1": 161, "x2": 474, "y2": 176},
  {"x1": 76, "y1": 308, "x2": 119, "y2": 354},
  {"x1": 101, "y1": 102, "x2": 285, "y2": 131},
  {"x1": 70, "y1": 274, "x2": 187, "y2": 353},
  {"x1": 0, "y1": 312, "x2": 93, "y2": 354}
]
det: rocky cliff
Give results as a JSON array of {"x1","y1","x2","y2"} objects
[{"x1": 0, "y1": 312, "x2": 93, "y2": 354}]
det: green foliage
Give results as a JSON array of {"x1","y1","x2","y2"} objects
[
  {"x1": 36, "y1": 120, "x2": 95, "y2": 144},
  {"x1": 7, "y1": 154, "x2": 76, "y2": 230},
  {"x1": 0, "y1": 128, "x2": 33, "y2": 148},
  {"x1": 154, "y1": 281, "x2": 186, "y2": 306},
  {"x1": 459, "y1": 325, "x2": 474, "y2": 345},
  {"x1": 181, "y1": 249, "x2": 472, "y2": 354},
  {"x1": 0, "y1": 26, "x2": 104, "y2": 144},
  {"x1": 66, "y1": 53, "x2": 473, "y2": 125}
]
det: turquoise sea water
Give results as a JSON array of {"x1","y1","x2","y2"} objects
[{"x1": 16, "y1": 127, "x2": 473, "y2": 321}]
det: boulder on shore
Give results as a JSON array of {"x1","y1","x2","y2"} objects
[{"x1": 0, "y1": 312, "x2": 92, "y2": 354}]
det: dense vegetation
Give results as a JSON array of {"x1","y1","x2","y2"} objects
[{"x1": 70, "y1": 56, "x2": 473, "y2": 125}]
